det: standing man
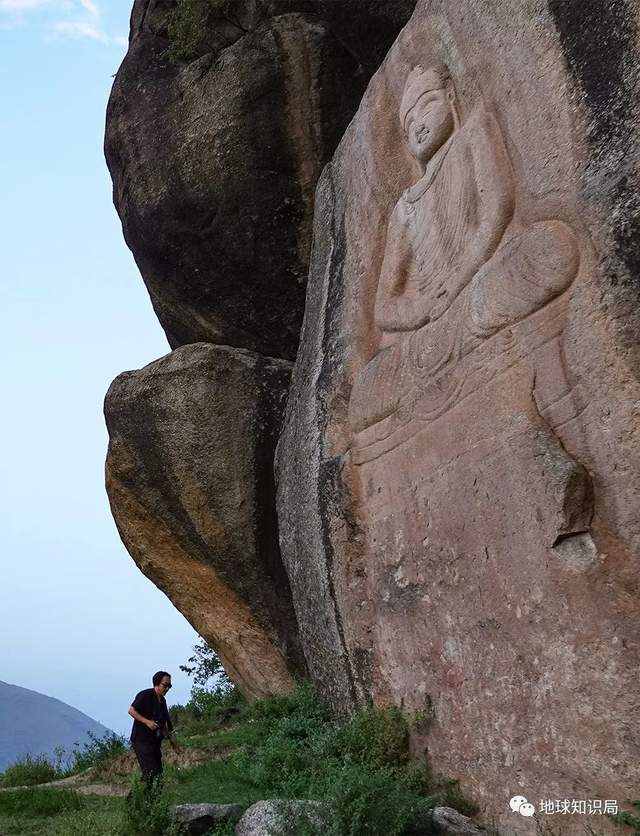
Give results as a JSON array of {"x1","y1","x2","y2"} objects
[{"x1": 128, "y1": 670, "x2": 180, "y2": 785}]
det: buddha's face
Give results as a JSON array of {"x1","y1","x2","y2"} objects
[{"x1": 404, "y1": 88, "x2": 455, "y2": 165}]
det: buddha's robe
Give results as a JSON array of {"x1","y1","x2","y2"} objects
[{"x1": 349, "y1": 104, "x2": 579, "y2": 436}]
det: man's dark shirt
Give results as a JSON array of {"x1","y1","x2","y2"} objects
[{"x1": 130, "y1": 688, "x2": 173, "y2": 746}]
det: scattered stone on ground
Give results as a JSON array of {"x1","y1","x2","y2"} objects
[
  {"x1": 431, "y1": 806, "x2": 485, "y2": 834},
  {"x1": 75, "y1": 782, "x2": 129, "y2": 797},
  {"x1": 172, "y1": 802, "x2": 245, "y2": 834},
  {"x1": 235, "y1": 798, "x2": 331, "y2": 835}
]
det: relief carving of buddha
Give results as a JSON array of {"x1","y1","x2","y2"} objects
[{"x1": 348, "y1": 64, "x2": 580, "y2": 452}]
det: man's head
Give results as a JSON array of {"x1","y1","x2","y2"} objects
[
  {"x1": 152, "y1": 671, "x2": 172, "y2": 696},
  {"x1": 400, "y1": 64, "x2": 458, "y2": 165}
]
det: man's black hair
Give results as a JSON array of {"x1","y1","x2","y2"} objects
[{"x1": 152, "y1": 671, "x2": 171, "y2": 686}]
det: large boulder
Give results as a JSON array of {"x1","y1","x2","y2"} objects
[
  {"x1": 234, "y1": 799, "x2": 331, "y2": 835},
  {"x1": 276, "y1": 0, "x2": 640, "y2": 826},
  {"x1": 172, "y1": 802, "x2": 244, "y2": 834},
  {"x1": 105, "y1": 0, "x2": 415, "y2": 358},
  {"x1": 105, "y1": 343, "x2": 305, "y2": 698}
]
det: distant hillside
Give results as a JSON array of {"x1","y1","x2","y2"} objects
[{"x1": 0, "y1": 680, "x2": 112, "y2": 771}]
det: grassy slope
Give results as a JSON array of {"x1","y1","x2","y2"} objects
[{"x1": 0, "y1": 684, "x2": 636, "y2": 836}]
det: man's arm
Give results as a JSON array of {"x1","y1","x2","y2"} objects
[
  {"x1": 162, "y1": 702, "x2": 180, "y2": 751},
  {"x1": 128, "y1": 704, "x2": 158, "y2": 731}
]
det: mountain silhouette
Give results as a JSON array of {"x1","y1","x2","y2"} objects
[{"x1": 0, "y1": 680, "x2": 112, "y2": 771}]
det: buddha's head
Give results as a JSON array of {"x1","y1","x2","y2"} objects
[{"x1": 400, "y1": 64, "x2": 458, "y2": 166}]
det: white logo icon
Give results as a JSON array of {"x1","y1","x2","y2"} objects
[{"x1": 510, "y1": 795, "x2": 536, "y2": 816}]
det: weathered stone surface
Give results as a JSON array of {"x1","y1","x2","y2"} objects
[
  {"x1": 235, "y1": 799, "x2": 330, "y2": 835},
  {"x1": 431, "y1": 807, "x2": 484, "y2": 835},
  {"x1": 105, "y1": 343, "x2": 305, "y2": 698},
  {"x1": 172, "y1": 802, "x2": 244, "y2": 834},
  {"x1": 276, "y1": 0, "x2": 640, "y2": 827},
  {"x1": 105, "y1": 0, "x2": 415, "y2": 358}
]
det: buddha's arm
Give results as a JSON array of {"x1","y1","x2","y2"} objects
[
  {"x1": 459, "y1": 107, "x2": 515, "y2": 279},
  {"x1": 374, "y1": 202, "x2": 422, "y2": 332}
]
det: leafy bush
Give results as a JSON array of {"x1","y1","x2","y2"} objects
[
  {"x1": 179, "y1": 681, "x2": 476, "y2": 835},
  {"x1": 68, "y1": 730, "x2": 129, "y2": 775},
  {"x1": 326, "y1": 766, "x2": 438, "y2": 836},
  {"x1": 180, "y1": 637, "x2": 233, "y2": 689},
  {"x1": 166, "y1": 0, "x2": 211, "y2": 62},
  {"x1": 0, "y1": 786, "x2": 83, "y2": 818},
  {"x1": 248, "y1": 680, "x2": 331, "y2": 726},
  {"x1": 171, "y1": 684, "x2": 245, "y2": 738},
  {"x1": 122, "y1": 774, "x2": 172, "y2": 835},
  {"x1": 0, "y1": 753, "x2": 64, "y2": 787},
  {"x1": 327, "y1": 704, "x2": 410, "y2": 769},
  {"x1": 608, "y1": 799, "x2": 640, "y2": 832},
  {"x1": 171, "y1": 638, "x2": 246, "y2": 736},
  {"x1": 207, "y1": 823, "x2": 236, "y2": 836}
]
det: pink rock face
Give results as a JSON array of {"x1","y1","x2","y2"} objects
[{"x1": 277, "y1": 0, "x2": 640, "y2": 829}]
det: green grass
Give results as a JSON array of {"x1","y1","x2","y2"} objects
[
  {"x1": 0, "y1": 796, "x2": 124, "y2": 836},
  {"x1": 0, "y1": 682, "x2": 485, "y2": 835},
  {"x1": 608, "y1": 799, "x2": 640, "y2": 833},
  {"x1": 0, "y1": 787, "x2": 83, "y2": 818},
  {"x1": 169, "y1": 682, "x2": 477, "y2": 835},
  {"x1": 68, "y1": 731, "x2": 129, "y2": 776},
  {"x1": 170, "y1": 682, "x2": 246, "y2": 741},
  {"x1": 0, "y1": 754, "x2": 65, "y2": 788},
  {"x1": 0, "y1": 731, "x2": 129, "y2": 790}
]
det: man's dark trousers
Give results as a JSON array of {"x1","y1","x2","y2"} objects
[{"x1": 132, "y1": 740, "x2": 163, "y2": 785}]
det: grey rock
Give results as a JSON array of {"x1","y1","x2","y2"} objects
[
  {"x1": 104, "y1": 343, "x2": 305, "y2": 699},
  {"x1": 235, "y1": 799, "x2": 331, "y2": 835},
  {"x1": 105, "y1": 0, "x2": 415, "y2": 358},
  {"x1": 172, "y1": 803, "x2": 244, "y2": 834},
  {"x1": 432, "y1": 806, "x2": 484, "y2": 835}
]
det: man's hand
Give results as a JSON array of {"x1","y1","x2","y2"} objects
[{"x1": 146, "y1": 720, "x2": 159, "y2": 731}]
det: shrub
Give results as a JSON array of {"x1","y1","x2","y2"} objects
[
  {"x1": 0, "y1": 786, "x2": 83, "y2": 817},
  {"x1": 179, "y1": 637, "x2": 233, "y2": 690},
  {"x1": 608, "y1": 799, "x2": 640, "y2": 832},
  {"x1": 0, "y1": 753, "x2": 63, "y2": 787},
  {"x1": 122, "y1": 774, "x2": 172, "y2": 835},
  {"x1": 206, "y1": 823, "x2": 236, "y2": 836},
  {"x1": 166, "y1": 0, "x2": 211, "y2": 62},
  {"x1": 326, "y1": 765, "x2": 438, "y2": 836},
  {"x1": 248, "y1": 680, "x2": 331, "y2": 726},
  {"x1": 170, "y1": 682, "x2": 479, "y2": 834},
  {"x1": 171, "y1": 683, "x2": 245, "y2": 737},
  {"x1": 68, "y1": 730, "x2": 129, "y2": 775},
  {"x1": 327, "y1": 704, "x2": 410, "y2": 769}
]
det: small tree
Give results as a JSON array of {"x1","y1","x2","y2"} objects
[{"x1": 179, "y1": 637, "x2": 233, "y2": 690}]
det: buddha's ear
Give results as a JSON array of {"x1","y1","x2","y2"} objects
[{"x1": 446, "y1": 86, "x2": 456, "y2": 104}]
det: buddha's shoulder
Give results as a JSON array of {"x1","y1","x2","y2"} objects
[{"x1": 461, "y1": 101, "x2": 503, "y2": 142}]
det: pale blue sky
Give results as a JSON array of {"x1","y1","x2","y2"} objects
[{"x1": 1, "y1": 0, "x2": 200, "y2": 735}]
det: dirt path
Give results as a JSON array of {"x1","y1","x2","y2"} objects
[
  {"x1": 75, "y1": 782, "x2": 129, "y2": 797},
  {"x1": 0, "y1": 745, "x2": 215, "y2": 798},
  {"x1": 0, "y1": 769, "x2": 91, "y2": 793}
]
